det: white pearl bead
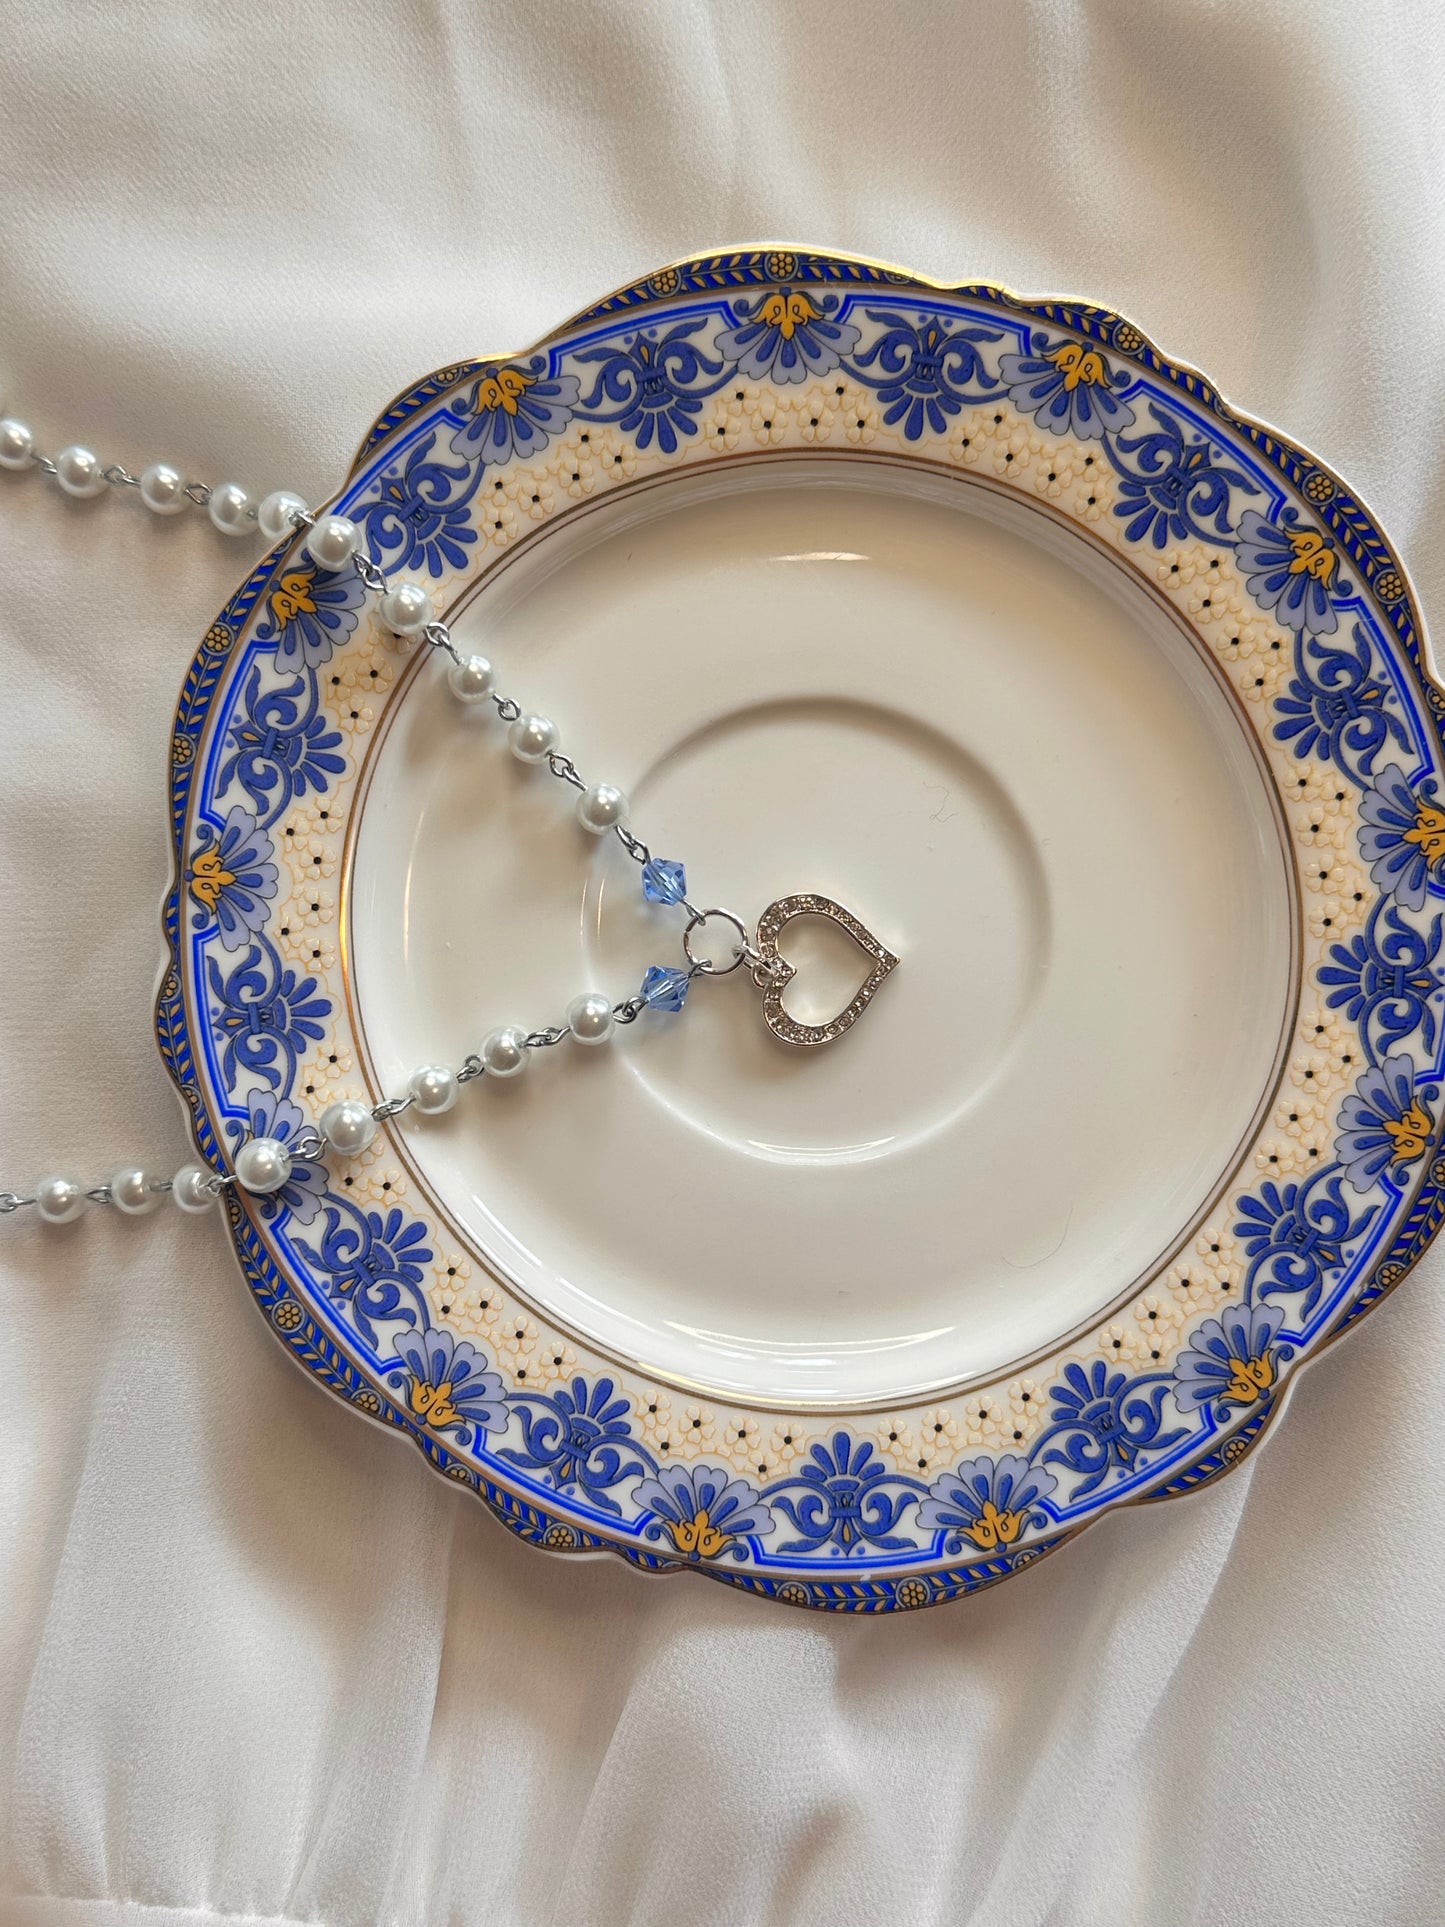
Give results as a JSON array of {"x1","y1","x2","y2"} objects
[
  {"x1": 448, "y1": 653, "x2": 495, "y2": 702},
  {"x1": 480, "y1": 1025, "x2": 530, "y2": 1078},
  {"x1": 54, "y1": 445, "x2": 107, "y2": 497},
  {"x1": 256, "y1": 489, "x2": 309, "y2": 544},
  {"x1": 0, "y1": 418, "x2": 35, "y2": 468},
  {"x1": 408, "y1": 1064, "x2": 459, "y2": 1115},
  {"x1": 234, "y1": 1137, "x2": 293, "y2": 1195},
  {"x1": 35, "y1": 1176, "x2": 85, "y2": 1224},
  {"x1": 138, "y1": 462, "x2": 189, "y2": 515},
  {"x1": 319, "y1": 1098, "x2": 377, "y2": 1157},
  {"x1": 509, "y1": 714, "x2": 558, "y2": 763},
  {"x1": 567, "y1": 992, "x2": 616, "y2": 1046},
  {"x1": 577, "y1": 783, "x2": 627, "y2": 834},
  {"x1": 379, "y1": 580, "x2": 433, "y2": 637},
  {"x1": 171, "y1": 1162, "x2": 217, "y2": 1212},
  {"x1": 209, "y1": 481, "x2": 254, "y2": 535},
  {"x1": 304, "y1": 513, "x2": 361, "y2": 573},
  {"x1": 110, "y1": 1165, "x2": 162, "y2": 1214}
]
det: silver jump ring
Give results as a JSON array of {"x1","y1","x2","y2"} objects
[{"x1": 682, "y1": 907, "x2": 750, "y2": 976}]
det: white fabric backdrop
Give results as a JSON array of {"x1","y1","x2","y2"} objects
[{"x1": 1, "y1": 3, "x2": 1443, "y2": 1922}]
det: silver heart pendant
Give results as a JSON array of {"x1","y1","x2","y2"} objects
[{"x1": 751, "y1": 894, "x2": 900, "y2": 1048}]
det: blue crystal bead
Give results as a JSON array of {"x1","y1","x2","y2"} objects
[
  {"x1": 641, "y1": 857, "x2": 687, "y2": 906},
  {"x1": 641, "y1": 965, "x2": 691, "y2": 1013}
]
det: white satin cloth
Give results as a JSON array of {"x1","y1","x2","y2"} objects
[{"x1": 2, "y1": 4, "x2": 1443, "y2": 1922}]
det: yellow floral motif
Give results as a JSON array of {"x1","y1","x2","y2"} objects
[
  {"x1": 1286, "y1": 527, "x2": 1338, "y2": 586},
  {"x1": 1403, "y1": 803, "x2": 1445, "y2": 864},
  {"x1": 189, "y1": 845, "x2": 235, "y2": 910},
  {"x1": 1383, "y1": 1100, "x2": 1433, "y2": 1164},
  {"x1": 666, "y1": 1509, "x2": 730, "y2": 1559},
  {"x1": 757, "y1": 289, "x2": 822, "y2": 339},
  {"x1": 408, "y1": 1376, "x2": 460, "y2": 1428},
  {"x1": 471, "y1": 365, "x2": 534, "y2": 416},
  {"x1": 268, "y1": 570, "x2": 318, "y2": 626},
  {"x1": 962, "y1": 1500, "x2": 1024, "y2": 1551},
  {"x1": 1047, "y1": 341, "x2": 1109, "y2": 389},
  {"x1": 1222, "y1": 1350, "x2": 1276, "y2": 1405}
]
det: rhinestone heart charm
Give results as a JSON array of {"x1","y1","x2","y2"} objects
[{"x1": 750, "y1": 894, "x2": 899, "y2": 1048}]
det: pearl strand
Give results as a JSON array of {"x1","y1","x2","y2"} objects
[
  {"x1": 0, "y1": 410, "x2": 305, "y2": 538},
  {"x1": 3, "y1": 513, "x2": 735, "y2": 1218},
  {"x1": 2, "y1": 1163, "x2": 222, "y2": 1223},
  {"x1": 223, "y1": 523, "x2": 721, "y2": 1197}
]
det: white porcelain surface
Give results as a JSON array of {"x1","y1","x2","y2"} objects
[{"x1": 349, "y1": 461, "x2": 1292, "y2": 1406}]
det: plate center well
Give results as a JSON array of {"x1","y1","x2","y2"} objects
[{"x1": 349, "y1": 460, "x2": 1294, "y2": 1406}]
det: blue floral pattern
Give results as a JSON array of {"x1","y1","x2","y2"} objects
[
  {"x1": 1234, "y1": 1169, "x2": 1373, "y2": 1317},
  {"x1": 298, "y1": 1197, "x2": 434, "y2": 1346},
  {"x1": 769, "y1": 1433, "x2": 919, "y2": 1555},
  {"x1": 500, "y1": 1376, "x2": 645, "y2": 1517},
  {"x1": 253, "y1": 560, "x2": 367, "y2": 674},
  {"x1": 1271, "y1": 623, "x2": 1407, "y2": 778},
  {"x1": 1174, "y1": 1304, "x2": 1282, "y2": 1412},
  {"x1": 1335, "y1": 1055, "x2": 1437, "y2": 1194},
  {"x1": 351, "y1": 429, "x2": 483, "y2": 578},
  {"x1": 1318, "y1": 902, "x2": 1444, "y2": 1060},
  {"x1": 1235, "y1": 507, "x2": 1347, "y2": 639},
  {"x1": 918, "y1": 1454, "x2": 1057, "y2": 1554},
  {"x1": 574, "y1": 320, "x2": 730, "y2": 455},
  {"x1": 845, "y1": 309, "x2": 1002, "y2": 439},
  {"x1": 450, "y1": 357, "x2": 579, "y2": 465},
  {"x1": 634, "y1": 1461, "x2": 774, "y2": 1560},
  {"x1": 999, "y1": 334, "x2": 1136, "y2": 441},
  {"x1": 161, "y1": 256, "x2": 1445, "y2": 1609},
  {"x1": 388, "y1": 1325, "x2": 507, "y2": 1446},
  {"x1": 1357, "y1": 763, "x2": 1445, "y2": 910},
  {"x1": 218, "y1": 667, "x2": 347, "y2": 830},
  {"x1": 207, "y1": 939, "x2": 330, "y2": 1095},
  {"x1": 715, "y1": 286, "x2": 860, "y2": 384},
  {"x1": 1103, "y1": 401, "x2": 1257, "y2": 547},
  {"x1": 187, "y1": 805, "x2": 277, "y2": 950},
  {"x1": 1033, "y1": 1362, "x2": 1185, "y2": 1500}
]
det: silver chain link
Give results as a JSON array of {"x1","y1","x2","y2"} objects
[{"x1": 370, "y1": 1094, "x2": 414, "y2": 1122}]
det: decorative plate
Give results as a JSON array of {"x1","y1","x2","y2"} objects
[{"x1": 159, "y1": 248, "x2": 1441, "y2": 1613}]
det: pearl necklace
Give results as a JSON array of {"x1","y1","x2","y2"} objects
[
  {"x1": 0, "y1": 409, "x2": 307, "y2": 539},
  {"x1": 0, "y1": 423, "x2": 899, "y2": 1229}
]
